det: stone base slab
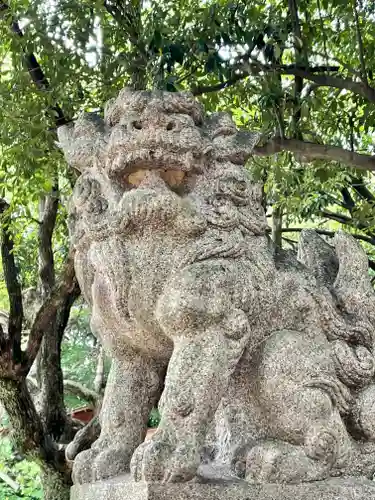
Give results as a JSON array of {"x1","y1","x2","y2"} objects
[{"x1": 71, "y1": 474, "x2": 375, "y2": 500}]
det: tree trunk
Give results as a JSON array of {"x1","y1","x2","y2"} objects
[
  {"x1": 37, "y1": 188, "x2": 80, "y2": 442},
  {"x1": 0, "y1": 377, "x2": 72, "y2": 500},
  {"x1": 38, "y1": 287, "x2": 79, "y2": 442},
  {"x1": 41, "y1": 466, "x2": 71, "y2": 500},
  {"x1": 0, "y1": 378, "x2": 44, "y2": 452},
  {"x1": 38, "y1": 315, "x2": 68, "y2": 440}
]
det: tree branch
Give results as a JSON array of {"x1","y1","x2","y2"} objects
[
  {"x1": 38, "y1": 276, "x2": 80, "y2": 440},
  {"x1": 38, "y1": 184, "x2": 59, "y2": 296},
  {"x1": 253, "y1": 137, "x2": 375, "y2": 172},
  {"x1": 320, "y1": 210, "x2": 375, "y2": 237},
  {"x1": 93, "y1": 346, "x2": 106, "y2": 394},
  {"x1": 288, "y1": 0, "x2": 307, "y2": 138},
  {"x1": 103, "y1": 0, "x2": 146, "y2": 90},
  {"x1": 352, "y1": 0, "x2": 368, "y2": 85},
  {"x1": 64, "y1": 380, "x2": 99, "y2": 405},
  {"x1": 193, "y1": 60, "x2": 375, "y2": 102},
  {"x1": 0, "y1": 2, "x2": 69, "y2": 126},
  {"x1": 279, "y1": 227, "x2": 375, "y2": 245},
  {"x1": 350, "y1": 177, "x2": 375, "y2": 202},
  {"x1": 65, "y1": 414, "x2": 100, "y2": 462},
  {"x1": 0, "y1": 200, "x2": 23, "y2": 362},
  {"x1": 274, "y1": 66, "x2": 375, "y2": 102},
  {"x1": 192, "y1": 72, "x2": 250, "y2": 95},
  {"x1": 21, "y1": 254, "x2": 77, "y2": 375}
]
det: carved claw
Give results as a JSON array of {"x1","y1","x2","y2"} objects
[
  {"x1": 72, "y1": 445, "x2": 133, "y2": 484},
  {"x1": 72, "y1": 448, "x2": 99, "y2": 484},
  {"x1": 130, "y1": 431, "x2": 199, "y2": 483},
  {"x1": 130, "y1": 434, "x2": 171, "y2": 483},
  {"x1": 244, "y1": 440, "x2": 332, "y2": 484}
]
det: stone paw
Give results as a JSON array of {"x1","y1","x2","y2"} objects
[
  {"x1": 244, "y1": 441, "x2": 331, "y2": 484},
  {"x1": 130, "y1": 431, "x2": 200, "y2": 483},
  {"x1": 244, "y1": 442, "x2": 284, "y2": 484},
  {"x1": 72, "y1": 445, "x2": 132, "y2": 484},
  {"x1": 72, "y1": 448, "x2": 99, "y2": 484}
]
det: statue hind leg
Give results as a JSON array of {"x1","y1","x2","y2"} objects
[{"x1": 238, "y1": 330, "x2": 354, "y2": 484}]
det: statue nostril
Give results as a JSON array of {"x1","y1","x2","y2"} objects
[
  {"x1": 132, "y1": 121, "x2": 143, "y2": 130},
  {"x1": 166, "y1": 121, "x2": 175, "y2": 131}
]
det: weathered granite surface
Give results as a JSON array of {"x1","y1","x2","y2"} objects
[
  {"x1": 58, "y1": 89, "x2": 375, "y2": 495},
  {"x1": 70, "y1": 473, "x2": 375, "y2": 500}
]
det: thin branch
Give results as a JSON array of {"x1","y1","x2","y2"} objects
[
  {"x1": 93, "y1": 346, "x2": 106, "y2": 394},
  {"x1": 282, "y1": 236, "x2": 298, "y2": 248},
  {"x1": 350, "y1": 177, "x2": 375, "y2": 202},
  {"x1": 239, "y1": 56, "x2": 373, "y2": 100},
  {"x1": 317, "y1": 0, "x2": 329, "y2": 64},
  {"x1": 320, "y1": 210, "x2": 375, "y2": 236},
  {"x1": 192, "y1": 72, "x2": 249, "y2": 96},
  {"x1": 279, "y1": 227, "x2": 375, "y2": 245},
  {"x1": 316, "y1": 190, "x2": 347, "y2": 210},
  {"x1": 288, "y1": 0, "x2": 307, "y2": 138},
  {"x1": 195, "y1": 58, "x2": 375, "y2": 102},
  {"x1": 103, "y1": 0, "x2": 146, "y2": 90},
  {"x1": 352, "y1": 0, "x2": 368, "y2": 85},
  {"x1": 0, "y1": 2, "x2": 69, "y2": 126},
  {"x1": 192, "y1": 64, "x2": 341, "y2": 96},
  {"x1": 0, "y1": 470, "x2": 20, "y2": 492},
  {"x1": 65, "y1": 414, "x2": 100, "y2": 462},
  {"x1": 64, "y1": 380, "x2": 99, "y2": 405},
  {"x1": 274, "y1": 66, "x2": 375, "y2": 102},
  {"x1": 253, "y1": 137, "x2": 375, "y2": 172},
  {"x1": 310, "y1": 50, "x2": 362, "y2": 79},
  {"x1": 17, "y1": 215, "x2": 41, "y2": 226}
]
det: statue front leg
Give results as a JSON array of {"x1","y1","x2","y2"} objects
[
  {"x1": 131, "y1": 262, "x2": 251, "y2": 483},
  {"x1": 73, "y1": 352, "x2": 163, "y2": 484}
]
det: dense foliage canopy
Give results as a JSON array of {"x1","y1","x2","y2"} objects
[{"x1": 1, "y1": 0, "x2": 375, "y2": 257}]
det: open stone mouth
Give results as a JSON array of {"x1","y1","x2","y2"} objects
[
  {"x1": 125, "y1": 168, "x2": 186, "y2": 189},
  {"x1": 113, "y1": 163, "x2": 199, "y2": 197},
  {"x1": 109, "y1": 144, "x2": 212, "y2": 192},
  {"x1": 115, "y1": 167, "x2": 196, "y2": 231}
]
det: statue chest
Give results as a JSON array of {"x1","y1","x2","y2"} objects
[{"x1": 126, "y1": 236, "x2": 187, "y2": 328}]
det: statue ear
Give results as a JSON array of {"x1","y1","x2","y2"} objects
[
  {"x1": 237, "y1": 130, "x2": 261, "y2": 151},
  {"x1": 334, "y1": 231, "x2": 373, "y2": 296},
  {"x1": 298, "y1": 229, "x2": 339, "y2": 288},
  {"x1": 57, "y1": 113, "x2": 107, "y2": 172}
]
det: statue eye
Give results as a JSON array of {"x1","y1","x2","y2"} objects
[
  {"x1": 73, "y1": 177, "x2": 100, "y2": 206},
  {"x1": 107, "y1": 109, "x2": 122, "y2": 127},
  {"x1": 229, "y1": 178, "x2": 247, "y2": 191},
  {"x1": 219, "y1": 176, "x2": 248, "y2": 195},
  {"x1": 89, "y1": 197, "x2": 108, "y2": 215}
]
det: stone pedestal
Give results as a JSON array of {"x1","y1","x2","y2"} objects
[{"x1": 71, "y1": 474, "x2": 375, "y2": 500}]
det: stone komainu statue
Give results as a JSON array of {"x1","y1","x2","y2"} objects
[{"x1": 58, "y1": 89, "x2": 375, "y2": 486}]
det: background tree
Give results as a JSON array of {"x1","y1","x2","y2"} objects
[{"x1": 0, "y1": 0, "x2": 375, "y2": 498}]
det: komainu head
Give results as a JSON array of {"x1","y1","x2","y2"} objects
[{"x1": 57, "y1": 89, "x2": 264, "y2": 247}]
